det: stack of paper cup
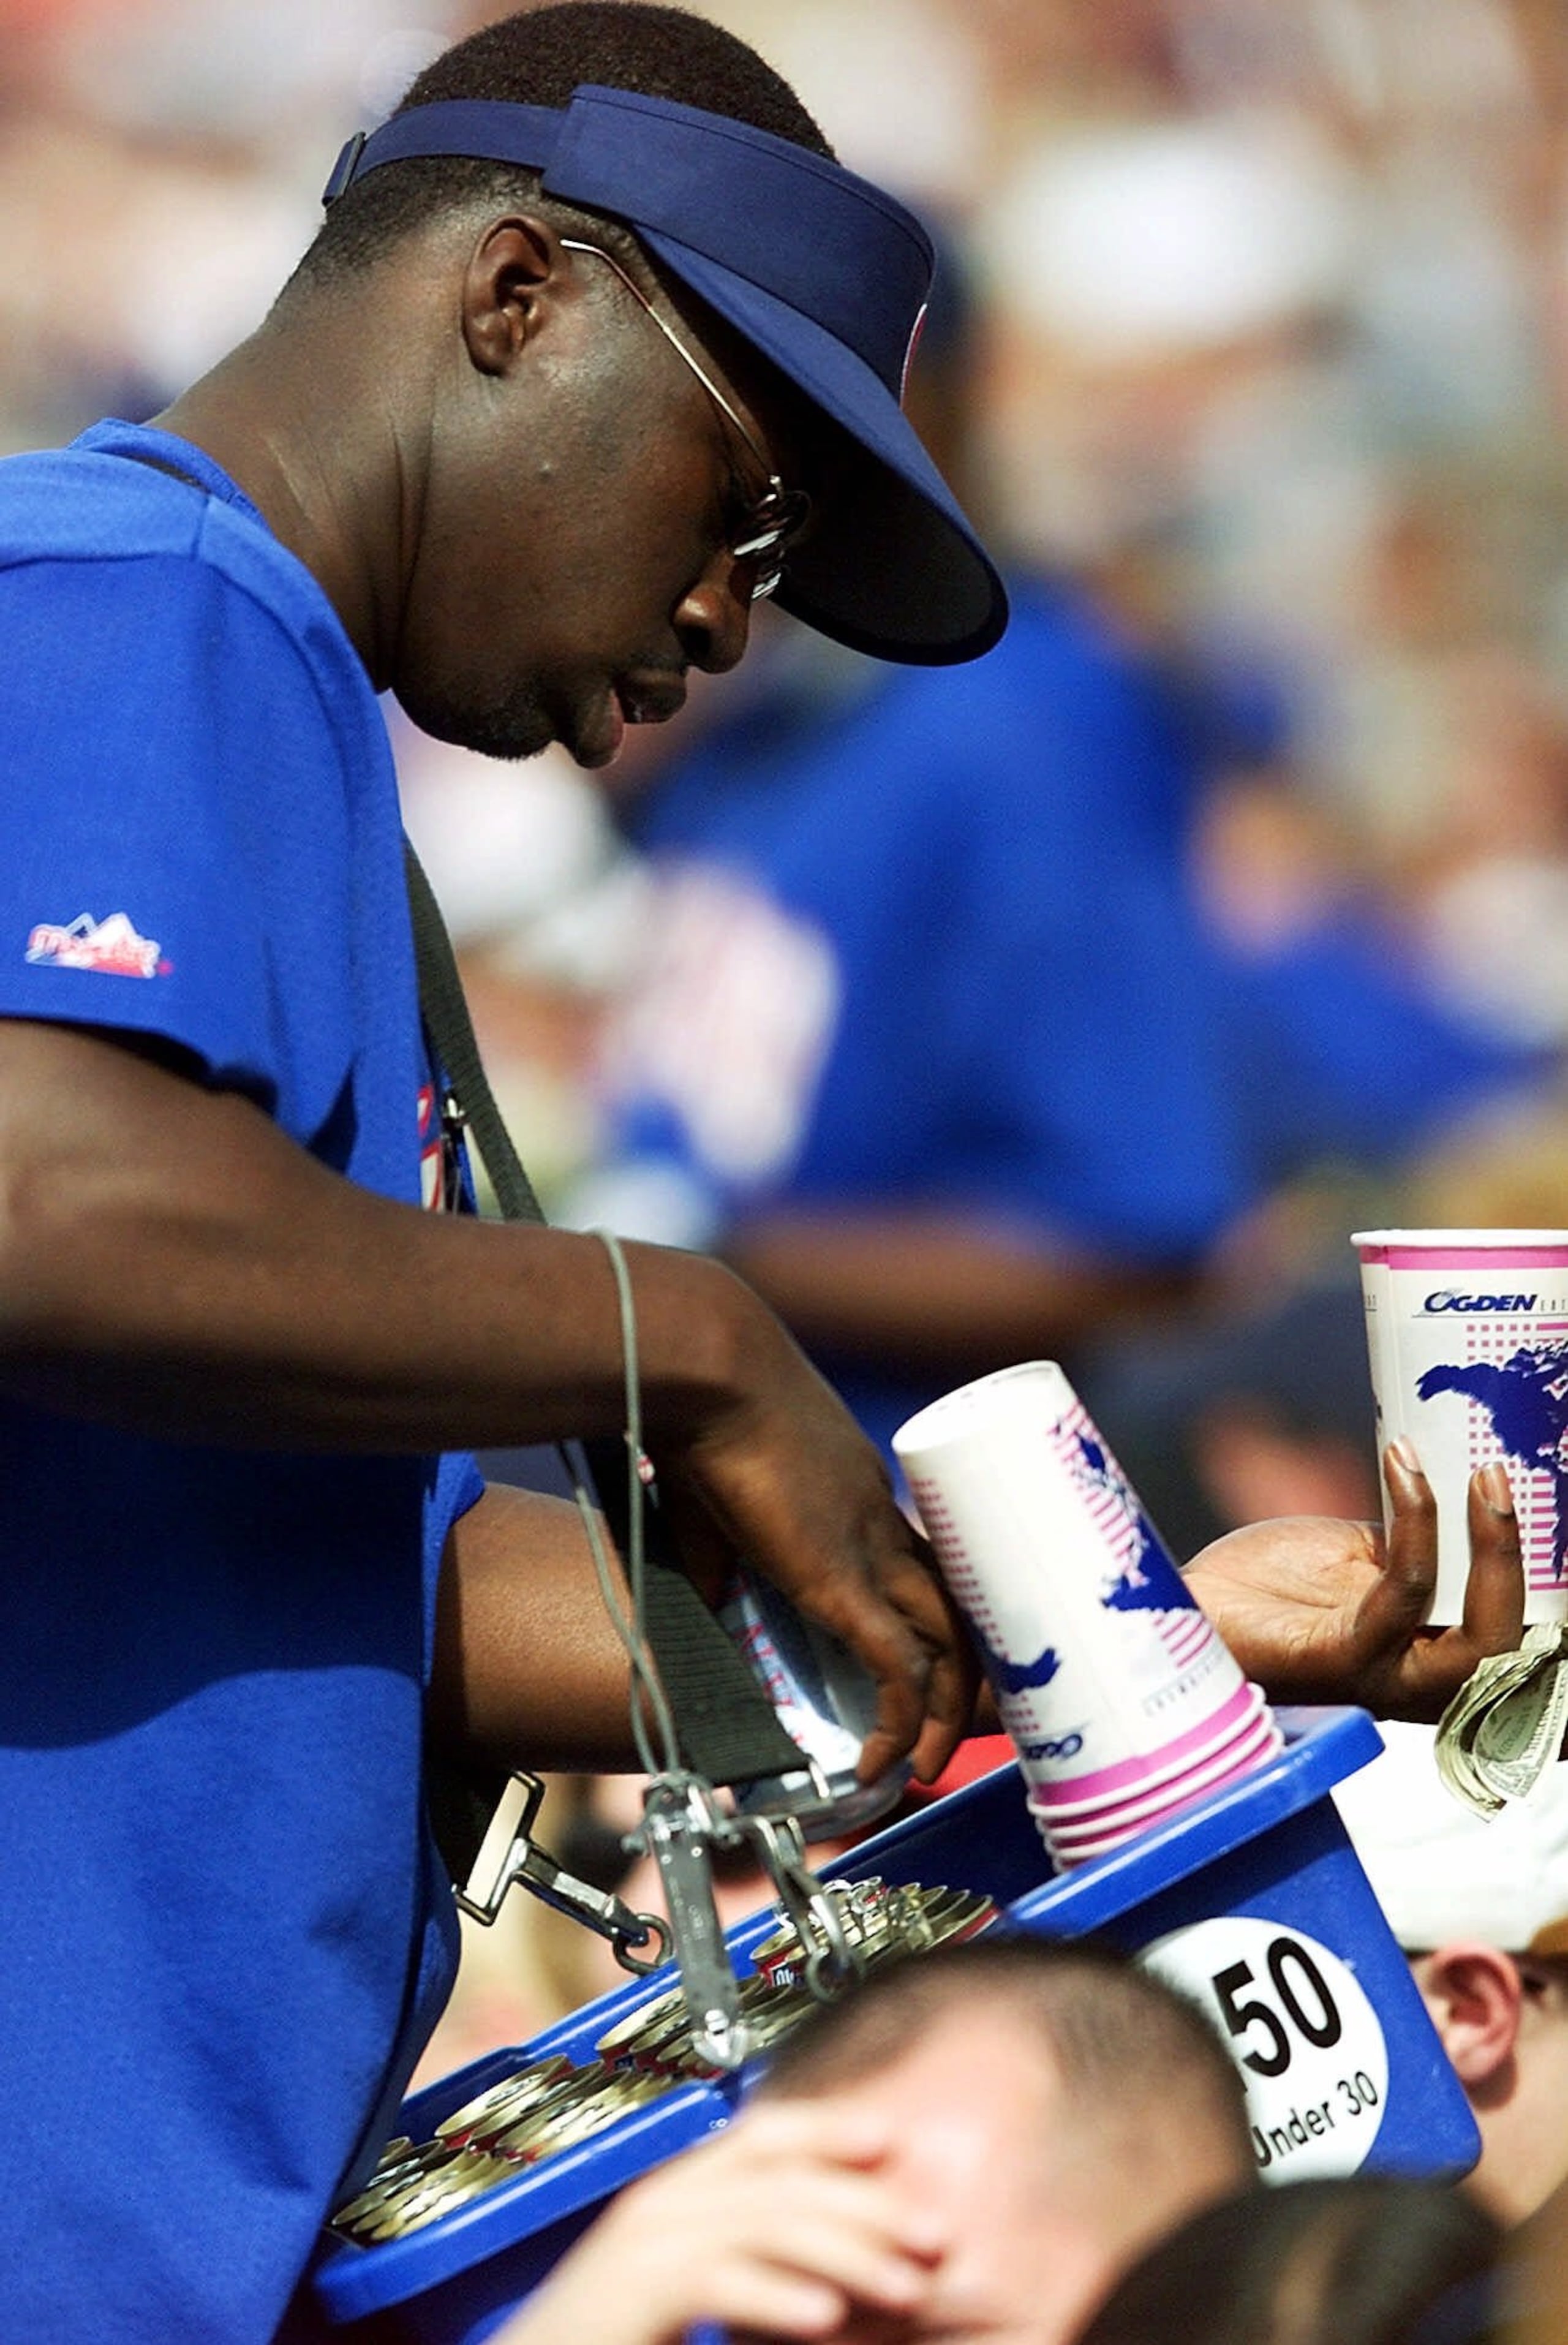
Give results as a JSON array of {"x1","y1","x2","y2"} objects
[
  {"x1": 893, "y1": 1361, "x2": 1281, "y2": 1868},
  {"x1": 1352, "y1": 1229, "x2": 1568, "y2": 1628}
]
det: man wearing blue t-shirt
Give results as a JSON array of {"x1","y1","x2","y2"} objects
[
  {"x1": 0, "y1": 13, "x2": 1009, "y2": 2336},
  {"x1": 0, "y1": 6, "x2": 1526, "y2": 2339}
]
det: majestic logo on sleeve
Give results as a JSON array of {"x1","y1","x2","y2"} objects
[{"x1": 25, "y1": 912, "x2": 170, "y2": 978}]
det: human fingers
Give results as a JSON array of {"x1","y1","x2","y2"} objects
[
  {"x1": 580, "y1": 2116, "x2": 942, "y2": 2343},
  {"x1": 802, "y1": 1547, "x2": 937, "y2": 1788},
  {"x1": 1392, "y1": 1463, "x2": 1526, "y2": 1717},
  {"x1": 1456, "y1": 1462, "x2": 1525, "y2": 1657},
  {"x1": 648, "y1": 1427, "x2": 934, "y2": 1779},
  {"x1": 656, "y1": 1462, "x2": 972, "y2": 1770},
  {"x1": 698, "y1": 2201, "x2": 938, "y2": 2339},
  {"x1": 880, "y1": 1509, "x2": 978, "y2": 1737},
  {"x1": 712, "y1": 2095, "x2": 895, "y2": 2173},
  {"x1": 692, "y1": 2138, "x2": 946, "y2": 2326},
  {"x1": 847, "y1": 1533, "x2": 977, "y2": 1783},
  {"x1": 656, "y1": 1354, "x2": 950, "y2": 1775},
  {"x1": 1366, "y1": 1440, "x2": 1440, "y2": 1649},
  {"x1": 503, "y1": 2116, "x2": 909, "y2": 2345},
  {"x1": 719, "y1": 1455, "x2": 944, "y2": 1780},
  {"x1": 1370, "y1": 1462, "x2": 1525, "y2": 1718}
]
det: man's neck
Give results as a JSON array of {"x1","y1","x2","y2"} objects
[{"x1": 153, "y1": 327, "x2": 404, "y2": 681}]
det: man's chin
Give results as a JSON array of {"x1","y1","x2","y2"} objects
[{"x1": 395, "y1": 685, "x2": 557, "y2": 764}]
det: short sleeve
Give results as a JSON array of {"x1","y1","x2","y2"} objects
[
  {"x1": 0, "y1": 546, "x2": 356, "y2": 1144},
  {"x1": 423, "y1": 1451, "x2": 487, "y2": 1686}
]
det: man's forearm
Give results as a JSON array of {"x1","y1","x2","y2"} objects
[
  {"x1": 723, "y1": 1208, "x2": 1198, "y2": 1371},
  {"x1": 0, "y1": 1019, "x2": 974, "y2": 1783},
  {"x1": 0, "y1": 1019, "x2": 746, "y2": 1454}
]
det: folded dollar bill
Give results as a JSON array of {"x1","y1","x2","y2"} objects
[{"x1": 1435, "y1": 1623, "x2": 1568, "y2": 1818}]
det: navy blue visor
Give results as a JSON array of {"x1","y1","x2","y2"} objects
[{"x1": 324, "y1": 85, "x2": 1008, "y2": 664}]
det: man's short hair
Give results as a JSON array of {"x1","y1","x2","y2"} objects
[
  {"x1": 756, "y1": 1935, "x2": 1254, "y2": 2175},
  {"x1": 296, "y1": 3, "x2": 831, "y2": 288}
]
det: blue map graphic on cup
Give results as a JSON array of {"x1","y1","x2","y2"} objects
[
  {"x1": 1417, "y1": 1339, "x2": 1568, "y2": 1583},
  {"x1": 974, "y1": 1629, "x2": 1063, "y2": 1697},
  {"x1": 1069, "y1": 1430, "x2": 1189, "y2": 1614}
]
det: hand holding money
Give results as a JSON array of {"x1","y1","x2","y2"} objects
[{"x1": 1436, "y1": 1622, "x2": 1568, "y2": 1816}]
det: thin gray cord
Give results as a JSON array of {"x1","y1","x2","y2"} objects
[{"x1": 560, "y1": 1229, "x2": 680, "y2": 1778}]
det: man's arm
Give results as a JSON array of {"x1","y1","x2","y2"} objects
[
  {"x1": 489, "y1": 2100, "x2": 945, "y2": 2345},
  {"x1": 725, "y1": 1207, "x2": 1199, "y2": 1372},
  {"x1": 426, "y1": 1484, "x2": 643, "y2": 1774},
  {"x1": 0, "y1": 1018, "x2": 971, "y2": 1781}
]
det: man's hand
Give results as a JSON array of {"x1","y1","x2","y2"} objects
[
  {"x1": 646, "y1": 1310, "x2": 978, "y2": 1786},
  {"x1": 1183, "y1": 1441, "x2": 1525, "y2": 1720},
  {"x1": 491, "y1": 2101, "x2": 947, "y2": 2345}
]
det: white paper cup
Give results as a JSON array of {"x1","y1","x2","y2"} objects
[
  {"x1": 1041, "y1": 1778, "x2": 1265, "y2": 1865},
  {"x1": 1031, "y1": 1707, "x2": 1282, "y2": 1860},
  {"x1": 893, "y1": 1362, "x2": 1260, "y2": 1811},
  {"x1": 1353, "y1": 1229, "x2": 1568, "y2": 1626},
  {"x1": 1027, "y1": 1682, "x2": 1272, "y2": 1823}
]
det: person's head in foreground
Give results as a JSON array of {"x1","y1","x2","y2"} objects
[
  {"x1": 1336, "y1": 1719, "x2": 1568, "y2": 2227},
  {"x1": 1074, "y1": 2172, "x2": 1503, "y2": 2345},
  {"x1": 502, "y1": 1935, "x2": 1256, "y2": 2345},
  {"x1": 206, "y1": 1, "x2": 1005, "y2": 782},
  {"x1": 751, "y1": 1934, "x2": 1258, "y2": 2344}
]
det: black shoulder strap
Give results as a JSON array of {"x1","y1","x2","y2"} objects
[{"x1": 402, "y1": 840, "x2": 804, "y2": 1819}]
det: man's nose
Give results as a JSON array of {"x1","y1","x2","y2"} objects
[{"x1": 674, "y1": 554, "x2": 753, "y2": 674}]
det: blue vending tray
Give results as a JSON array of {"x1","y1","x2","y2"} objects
[{"x1": 312, "y1": 1707, "x2": 1478, "y2": 2344}]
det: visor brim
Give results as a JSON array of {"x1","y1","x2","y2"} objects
[{"x1": 642, "y1": 227, "x2": 1009, "y2": 665}]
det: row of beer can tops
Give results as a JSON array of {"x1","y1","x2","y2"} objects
[{"x1": 332, "y1": 1877, "x2": 996, "y2": 2248}]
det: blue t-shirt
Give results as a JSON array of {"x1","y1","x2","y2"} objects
[
  {"x1": 620, "y1": 584, "x2": 1250, "y2": 1242},
  {"x1": 0, "y1": 421, "x2": 477, "y2": 2343}
]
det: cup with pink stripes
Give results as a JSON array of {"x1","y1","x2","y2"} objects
[
  {"x1": 1353, "y1": 1229, "x2": 1568, "y2": 1626},
  {"x1": 893, "y1": 1362, "x2": 1281, "y2": 1869}
]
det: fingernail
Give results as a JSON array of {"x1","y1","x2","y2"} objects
[
  {"x1": 1480, "y1": 1462, "x2": 1514, "y2": 1514},
  {"x1": 1390, "y1": 1435, "x2": 1423, "y2": 1475}
]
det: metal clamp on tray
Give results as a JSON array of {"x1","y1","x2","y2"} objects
[{"x1": 453, "y1": 1770, "x2": 671, "y2": 1976}]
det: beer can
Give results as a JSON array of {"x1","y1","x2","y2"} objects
[
  {"x1": 717, "y1": 1569, "x2": 910, "y2": 1832},
  {"x1": 434, "y1": 2056, "x2": 576, "y2": 2146},
  {"x1": 519, "y1": 2068, "x2": 673, "y2": 2169}
]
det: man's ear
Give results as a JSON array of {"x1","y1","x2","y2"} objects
[
  {"x1": 460, "y1": 216, "x2": 567, "y2": 379},
  {"x1": 1414, "y1": 1944, "x2": 1523, "y2": 2088}
]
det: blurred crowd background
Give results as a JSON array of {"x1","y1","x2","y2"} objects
[{"x1": 12, "y1": 0, "x2": 1568, "y2": 2056}]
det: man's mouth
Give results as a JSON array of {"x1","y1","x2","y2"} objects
[
  {"x1": 617, "y1": 674, "x2": 688, "y2": 728},
  {"x1": 571, "y1": 675, "x2": 687, "y2": 771}
]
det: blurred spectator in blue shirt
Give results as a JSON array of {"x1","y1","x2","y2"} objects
[{"x1": 562, "y1": 221, "x2": 1541, "y2": 1470}]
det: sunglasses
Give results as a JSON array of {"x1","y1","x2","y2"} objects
[{"x1": 560, "y1": 237, "x2": 813, "y2": 601}]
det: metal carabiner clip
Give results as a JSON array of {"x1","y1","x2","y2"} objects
[
  {"x1": 453, "y1": 1771, "x2": 671, "y2": 1975},
  {"x1": 731, "y1": 1808, "x2": 864, "y2": 2001}
]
